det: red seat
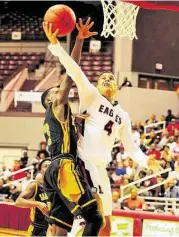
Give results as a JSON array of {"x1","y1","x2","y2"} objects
[
  {"x1": 81, "y1": 66, "x2": 91, "y2": 71},
  {"x1": 80, "y1": 61, "x2": 90, "y2": 66},
  {"x1": 13, "y1": 56, "x2": 20, "y2": 60},
  {"x1": 9, "y1": 60, "x2": 17, "y2": 65},
  {"x1": 8, "y1": 65, "x2": 17, "y2": 70},
  {"x1": 91, "y1": 61, "x2": 101, "y2": 66},
  {"x1": 22, "y1": 56, "x2": 28, "y2": 60}
]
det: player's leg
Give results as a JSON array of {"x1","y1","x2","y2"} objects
[
  {"x1": 94, "y1": 193, "x2": 112, "y2": 236},
  {"x1": 46, "y1": 225, "x2": 52, "y2": 236},
  {"x1": 81, "y1": 204, "x2": 103, "y2": 236},
  {"x1": 76, "y1": 169, "x2": 103, "y2": 236},
  {"x1": 50, "y1": 224, "x2": 68, "y2": 236},
  {"x1": 84, "y1": 164, "x2": 113, "y2": 236},
  {"x1": 43, "y1": 168, "x2": 74, "y2": 236},
  {"x1": 99, "y1": 216, "x2": 112, "y2": 236}
]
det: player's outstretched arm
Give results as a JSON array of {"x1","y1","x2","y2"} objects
[
  {"x1": 43, "y1": 20, "x2": 98, "y2": 102},
  {"x1": 15, "y1": 182, "x2": 48, "y2": 215},
  {"x1": 55, "y1": 17, "x2": 97, "y2": 104},
  {"x1": 119, "y1": 113, "x2": 149, "y2": 168}
]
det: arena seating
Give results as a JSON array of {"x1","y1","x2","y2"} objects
[
  {"x1": 0, "y1": 52, "x2": 45, "y2": 85},
  {"x1": 0, "y1": 12, "x2": 45, "y2": 41}
]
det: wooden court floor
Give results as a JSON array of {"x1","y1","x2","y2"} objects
[{"x1": 0, "y1": 228, "x2": 27, "y2": 236}]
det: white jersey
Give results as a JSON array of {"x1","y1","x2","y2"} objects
[
  {"x1": 48, "y1": 43, "x2": 148, "y2": 168},
  {"x1": 77, "y1": 90, "x2": 126, "y2": 165}
]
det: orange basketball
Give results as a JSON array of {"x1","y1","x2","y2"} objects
[{"x1": 44, "y1": 5, "x2": 76, "y2": 37}]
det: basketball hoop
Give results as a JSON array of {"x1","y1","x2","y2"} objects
[{"x1": 101, "y1": 0, "x2": 179, "y2": 40}]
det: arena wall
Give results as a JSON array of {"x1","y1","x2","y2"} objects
[{"x1": 116, "y1": 87, "x2": 179, "y2": 121}]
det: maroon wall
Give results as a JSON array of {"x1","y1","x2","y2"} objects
[{"x1": 132, "y1": 9, "x2": 179, "y2": 76}]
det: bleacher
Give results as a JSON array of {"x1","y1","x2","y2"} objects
[
  {"x1": 0, "y1": 12, "x2": 45, "y2": 41},
  {"x1": 0, "y1": 52, "x2": 45, "y2": 85}
]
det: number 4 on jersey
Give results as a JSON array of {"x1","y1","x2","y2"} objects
[{"x1": 104, "y1": 120, "x2": 114, "y2": 136}]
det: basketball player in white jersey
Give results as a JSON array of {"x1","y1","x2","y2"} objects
[{"x1": 43, "y1": 21, "x2": 153, "y2": 236}]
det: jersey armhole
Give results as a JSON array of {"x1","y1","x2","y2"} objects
[{"x1": 31, "y1": 181, "x2": 38, "y2": 200}]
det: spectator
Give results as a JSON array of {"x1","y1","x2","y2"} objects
[
  {"x1": 147, "y1": 155, "x2": 163, "y2": 173},
  {"x1": 36, "y1": 141, "x2": 49, "y2": 159},
  {"x1": 160, "y1": 115, "x2": 166, "y2": 122},
  {"x1": 170, "y1": 137, "x2": 179, "y2": 159},
  {"x1": 166, "y1": 119, "x2": 179, "y2": 136},
  {"x1": 20, "y1": 150, "x2": 29, "y2": 168},
  {"x1": 123, "y1": 188, "x2": 148, "y2": 210},
  {"x1": 168, "y1": 165, "x2": 179, "y2": 181},
  {"x1": 125, "y1": 159, "x2": 136, "y2": 178},
  {"x1": 21, "y1": 171, "x2": 33, "y2": 191},
  {"x1": 158, "y1": 131, "x2": 169, "y2": 150},
  {"x1": 112, "y1": 191, "x2": 121, "y2": 210},
  {"x1": 165, "y1": 179, "x2": 179, "y2": 198},
  {"x1": 116, "y1": 146, "x2": 128, "y2": 162},
  {"x1": 134, "y1": 121, "x2": 144, "y2": 134},
  {"x1": 146, "y1": 114, "x2": 158, "y2": 125},
  {"x1": 166, "y1": 109, "x2": 176, "y2": 125},
  {"x1": 116, "y1": 161, "x2": 126, "y2": 176},
  {"x1": 12, "y1": 160, "x2": 26, "y2": 181},
  {"x1": 161, "y1": 145, "x2": 172, "y2": 162},
  {"x1": 147, "y1": 143, "x2": 161, "y2": 160},
  {"x1": 2, "y1": 165, "x2": 11, "y2": 179},
  {"x1": 6, "y1": 184, "x2": 21, "y2": 202},
  {"x1": 119, "y1": 77, "x2": 132, "y2": 90},
  {"x1": 0, "y1": 179, "x2": 10, "y2": 201},
  {"x1": 167, "y1": 136, "x2": 175, "y2": 149},
  {"x1": 111, "y1": 162, "x2": 126, "y2": 185},
  {"x1": 146, "y1": 131, "x2": 156, "y2": 146}
]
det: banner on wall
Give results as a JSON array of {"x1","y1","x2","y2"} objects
[
  {"x1": 69, "y1": 216, "x2": 134, "y2": 237},
  {"x1": 142, "y1": 219, "x2": 179, "y2": 237},
  {"x1": 14, "y1": 89, "x2": 75, "y2": 107},
  {"x1": 12, "y1": 31, "x2": 22, "y2": 40},
  {"x1": 111, "y1": 216, "x2": 134, "y2": 237}
]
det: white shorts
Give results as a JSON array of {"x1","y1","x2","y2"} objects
[{"x1": 85, "y1": 162, "x2": 112, "y2": 216}]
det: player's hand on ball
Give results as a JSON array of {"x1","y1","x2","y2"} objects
[
  {"x1": 37, "y1": 202, "x2": 49, "y2": 215},
  {"x1": 76, "y1": 17, "x2": 98, "y2": 40},
  {"x1": 43, "y1": 21, "x2": 59, "y2": 45}
]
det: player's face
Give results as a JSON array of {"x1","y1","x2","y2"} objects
[
  {"x1": 131, "y1": 190, "x2": 137, "y2": 199},
  {"x1": 41, "y1": 160, "x2": 51, "y2": 176},
  {"x1": 45, "y1": 88, "x2": 58, "y2": 106},
  {"x1": 97, "y1": 72, "x2": 117, "y2": 98}
]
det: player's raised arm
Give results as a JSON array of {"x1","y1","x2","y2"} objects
[
  {"x1": 15, "y1": 182, "x2": 48, "y2": 215},
  {"x1": 119, "y1": 113, "x2": 149, "y2": 168},
  {"x1": 43, "y1": 19, "x2": 98, "y2": 101}
]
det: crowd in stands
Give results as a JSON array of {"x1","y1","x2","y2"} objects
[
  {"x1": 0, "y1": 141, "x2": 49, "y2": 202},
  {"x1": 108, "y1": 109, "x2": 179, "y2": 212},
  {"x1": 0, "y1": 109, "x2": 178, "y2": 213}
]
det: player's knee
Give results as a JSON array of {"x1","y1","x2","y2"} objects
[{"x1": 82, "y1": 206, "x2": 103, "y2": 229}]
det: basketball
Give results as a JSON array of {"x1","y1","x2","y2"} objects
[{"x1": 44, "y1": 5, "x2": 76, "y2": 37}]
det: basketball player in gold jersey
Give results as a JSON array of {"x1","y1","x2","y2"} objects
[
  {"x1": 15, "y1": 158, "x2": 51, "y2": 236},
  {"x1": 42, "y1": 19, "x2": 103, "y2": 236}
]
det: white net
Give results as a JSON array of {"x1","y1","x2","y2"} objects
[{"x1": 101, "y1": 0, "x2": 140, "y2": 39}]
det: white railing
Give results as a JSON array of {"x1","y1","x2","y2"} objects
[
  {"x1": 144, "y1": 121, "x2": 166, "y2": 136},
  {"x1": 120, "y1": 168, "x2": 171, "y2": 198},
  {"x1": 0, "y1": 165, "x2": 34, "y2": 186},
  {"x1": 144, "y1": 196, "x2": 179, "y2": 212}
]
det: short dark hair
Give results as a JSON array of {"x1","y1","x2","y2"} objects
[
  {"x1": 41, "y1": 87, "x2": 53, "y2": 109},
  {"x1": 38, "y1": 158, "x2": 51, "y2": 171}
]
